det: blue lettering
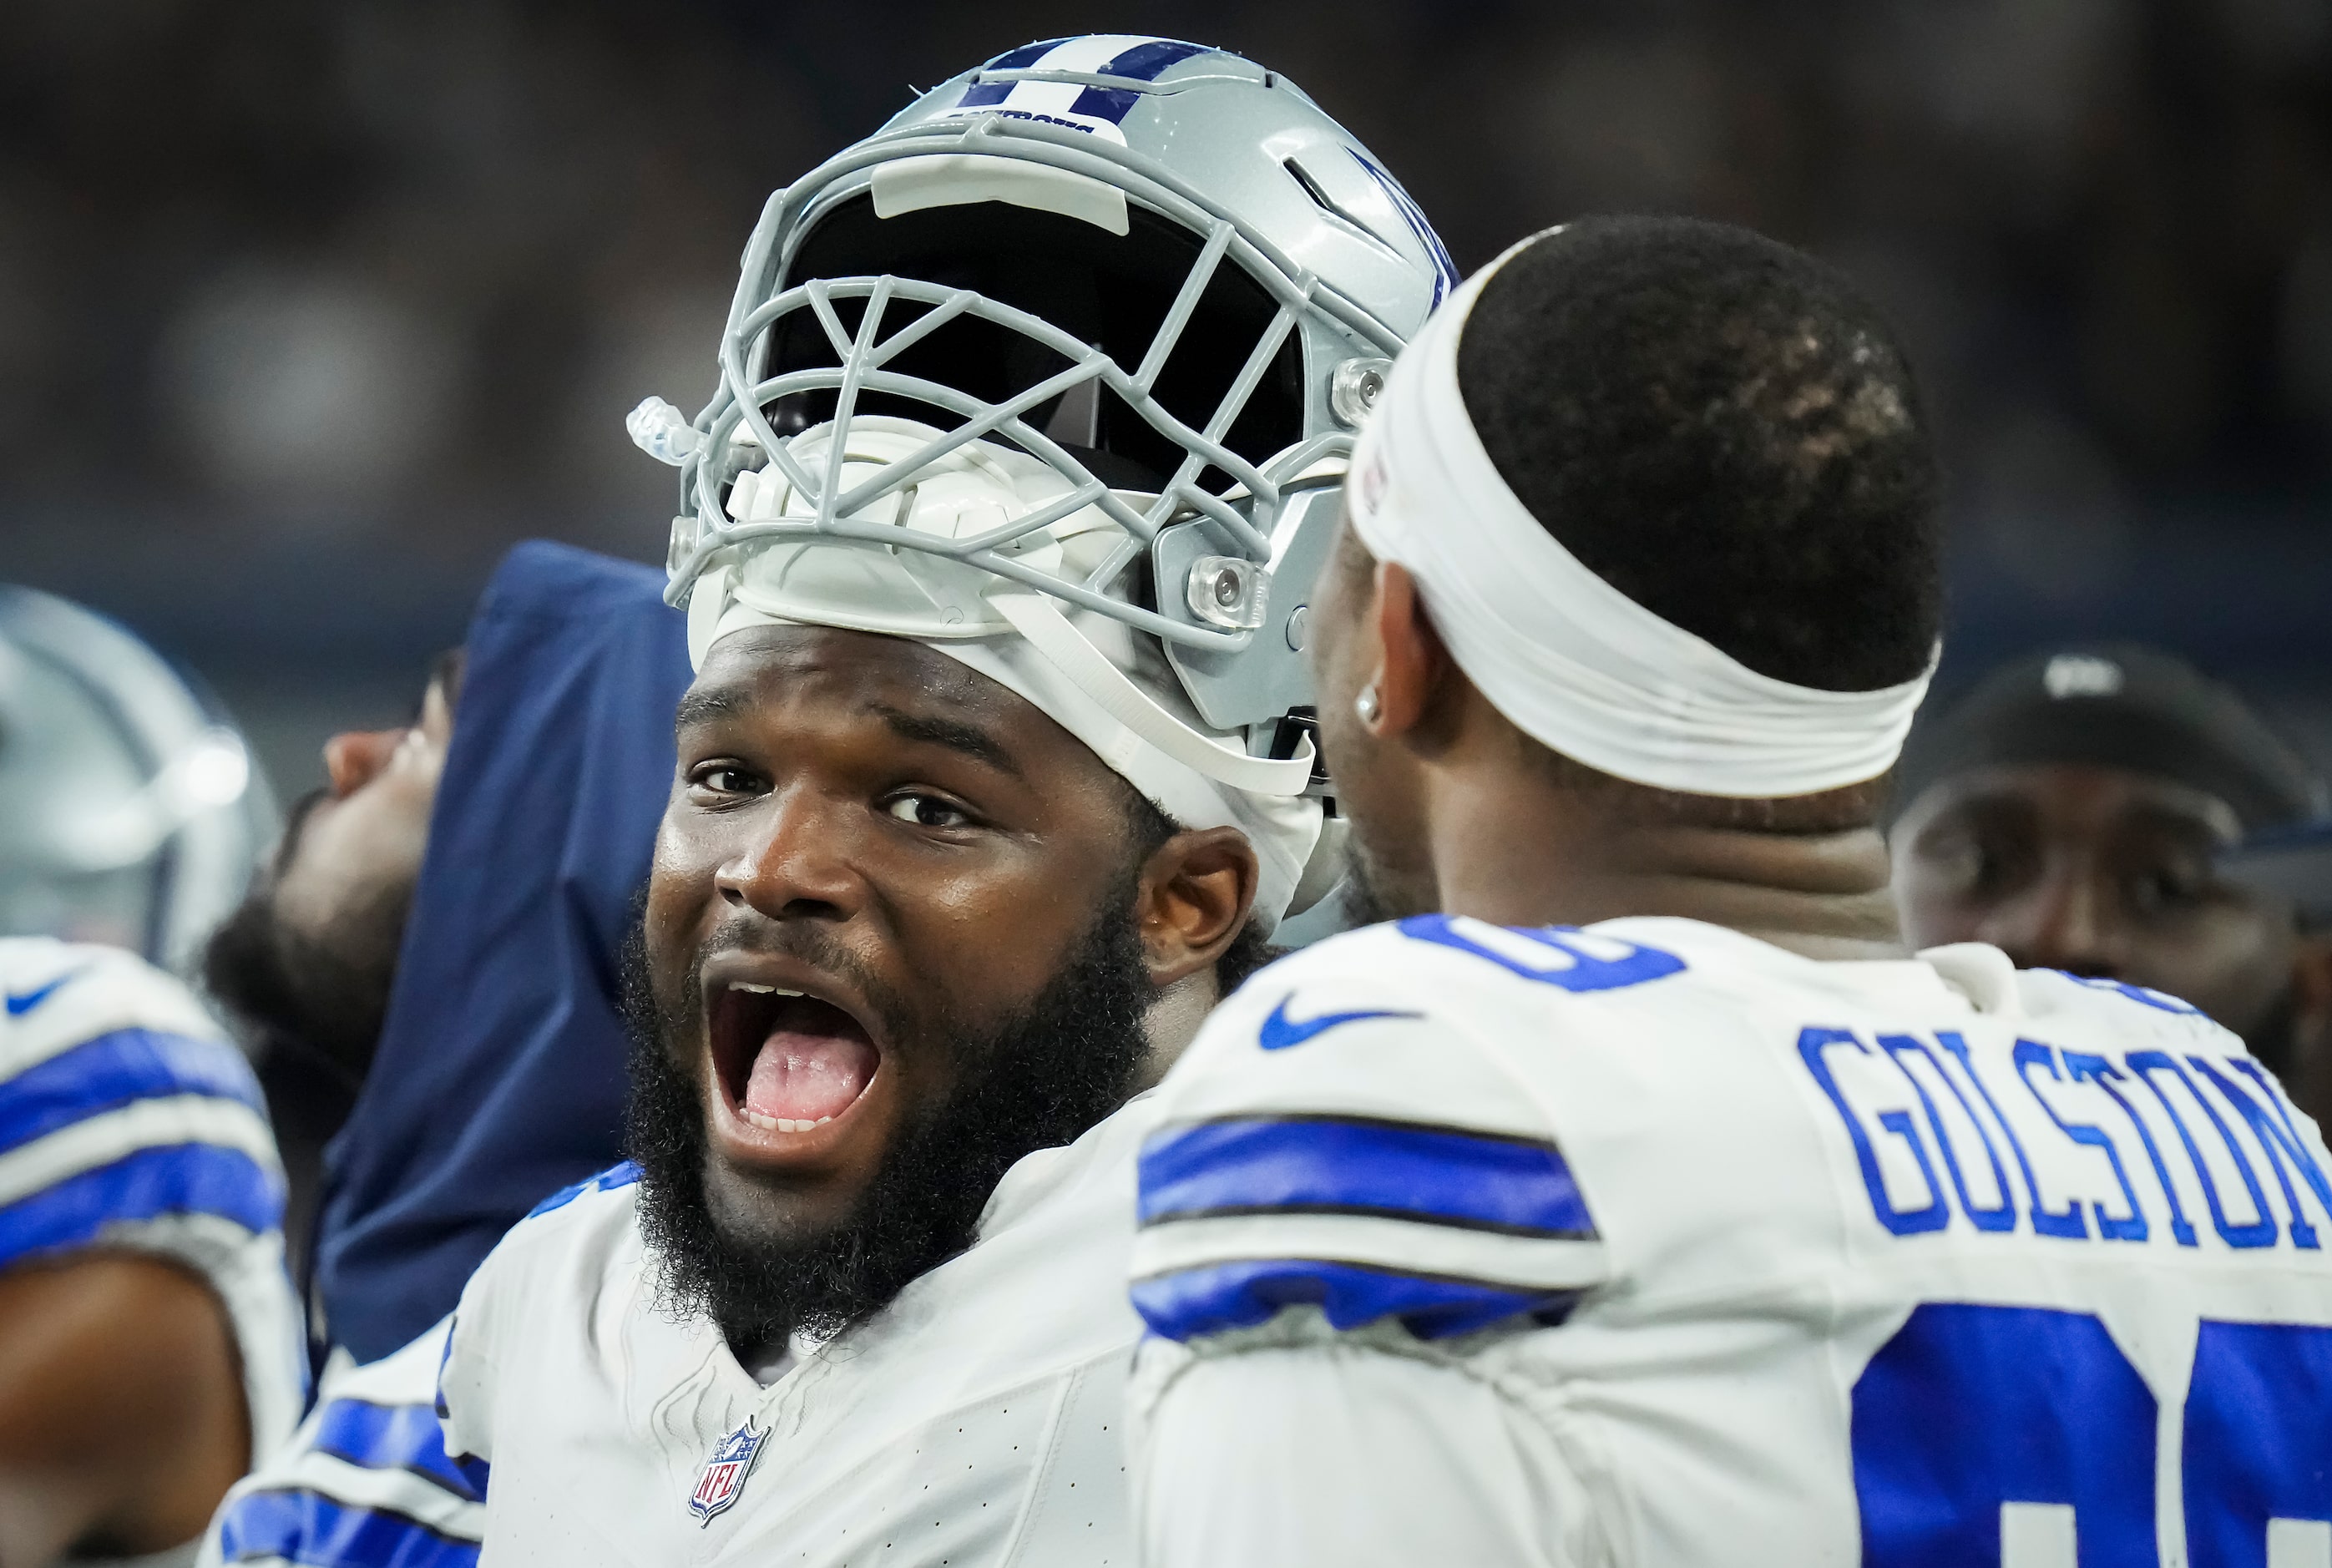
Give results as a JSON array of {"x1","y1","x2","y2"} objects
[
  {"x1": 2002, "y1": 1040, "x2": 2094, "y2": 1239},
  {"x1": 2069, "y1": 1053, "x2": 2199, "y2": 1247},
  {"x1": 1935, "y1": 1031, "x2": 2073, "y2": 1241},
  {"x1": 2189, "y1": 1058, "x2": 2330, "y2": 1250},
  {"x1": 1879, "y1": 1034, "x2": 2017, "y2": 1232},
  {"x1": 1805, "y1": 1032, "x2": 2330, "y2": 1256},
  {"x1": 2128, "y1": 1053, "x2": 2278, "y2": 1250},
  {"x1": 1800, "y1": 1028, "x2": 1950, "y2": 1236}
]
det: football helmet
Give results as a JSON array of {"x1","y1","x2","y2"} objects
[
  {"x1": 634, "y1": 35, "x2": 1455, "y2": 795},
  {"x1": 0, "y1": 586, "x2": 277, "y2": 968}
]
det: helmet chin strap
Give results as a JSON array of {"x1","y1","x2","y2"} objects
[{"x1": 988, "y1": 591, "x2": 1314, "y2": 797}]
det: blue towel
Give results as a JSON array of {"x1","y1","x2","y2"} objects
[{"x1": 313, "y1": 541, "x2": 690, "y2": 1363}]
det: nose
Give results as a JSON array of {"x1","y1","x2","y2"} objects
[
  {"x1": 321, "y1": 727, "x2": 405, "y2": 799},
  {"x1": 1990, "y1": 862, "x2": 2122, "y2": 980},
  {"x1": 715, "y1": 787, "x2": 863, "y2": 925}
]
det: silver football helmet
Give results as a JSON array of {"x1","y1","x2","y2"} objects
[
  {"x1": 0, "y1": 586, "x2": 277, "y2": 969},
  {"x1": 634, "y1": 35, "x2": 1455, "y2": 790}
]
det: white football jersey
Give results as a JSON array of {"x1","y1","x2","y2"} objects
[
  {"x1": 1128, "y1": 916, "x2": 2332, "y2": 1568},
  {"x1": 201, "y1": 1315, "x2": 481, "y2": 1568},
  {"x1": 210, "y1": 1092, "x2": 1164, "y2": 1566},
  {"x1": 0, "y1": 938, "x2": 305, "y2": 1562}
]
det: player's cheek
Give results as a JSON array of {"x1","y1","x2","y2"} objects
[
  {"x1": 885, "y1": 847, "x2": 1090, "y2": 1027},
  {"x1": 645, "y1": 817, "x2": 726, "y2": 979}
]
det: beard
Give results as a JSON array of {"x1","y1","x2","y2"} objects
[
  {"x1": 200, "y1": 789, "x2": 408, "y2": 1085},
  {"x1": 1340, "y1": 827, "x2": 1434, "y2": 928},
  {"x1": 622, "y1": 881, "x2": 1154, "y2": 1358}
]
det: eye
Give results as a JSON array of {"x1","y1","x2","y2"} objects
[
  {"x1": 884, "y1": 792, "x2": 972, "y2": 830},
  {"x1": 2132, "y1": 862, "x2": 2209, "y2": 914},
  {"x1": 690, "y1": 762, "x2": 766, "y2": 799}
]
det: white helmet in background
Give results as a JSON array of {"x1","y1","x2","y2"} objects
[
  {"x1": 631, "y1": 35, "x2": 1454, "y2": 925},
  {"x1": 0, "y1": 586, "x2": 276, "y2": 969}
]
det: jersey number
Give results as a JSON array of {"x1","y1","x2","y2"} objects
[{"x1": 1850, "y1": 1303, "x2": 2332, "y2": 1566}]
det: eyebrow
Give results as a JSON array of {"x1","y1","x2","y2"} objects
[
  {"x1": 672, "y1": 687, "x2": 1024, "y2": 781},
  {"x1": 674, "y1": 684, "x2": 753, "y2": 734},
  {"x1": 867, "y1": 702, "x2": 1024, "y2": 781}
]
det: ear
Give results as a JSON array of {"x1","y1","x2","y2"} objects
[
  {"x1": 1364, "y1": 561, "x2": 1456, "y2": 747},
  {"x1": 1135, "y1": 826, "x2": 1261, "y2": 988}
]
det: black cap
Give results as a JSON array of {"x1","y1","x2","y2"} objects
[{"x1": 1891, "y1": 645, "x2": 2327, "y2": 832}]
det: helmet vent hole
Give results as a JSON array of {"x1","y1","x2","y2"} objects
[{"x1": 1281, "y1": 158, "x2": 1395, "y2": 252}]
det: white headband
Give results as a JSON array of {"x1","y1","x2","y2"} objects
[
  {"x1": 698, "y1": 587, "x2": 1323, "y2": 934},
  {"x1": 1346, "y1": 239, "x2": 1935, "y2": 800}
]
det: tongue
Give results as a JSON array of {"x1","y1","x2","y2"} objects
[{"x1": 744, "y1": 1030, "x2": 878, "y2": 1123}]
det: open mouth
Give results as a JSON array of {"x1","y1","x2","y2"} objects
[{"x1": 708, "y1": 982, "x2": 881, "y2": 1136}]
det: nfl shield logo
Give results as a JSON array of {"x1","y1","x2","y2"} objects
[{"x1": 688, "y1": 1415, "x2": 767, "y2": 1526}]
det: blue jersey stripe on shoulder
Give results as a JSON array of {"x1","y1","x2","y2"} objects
[
  {"x1": 1069, "y1": 38, "x2": 1208, "y2": 120},
  {"x1": 1139, "y1": 1116, "x2": 1596, "y2": 1238},
  {"x1": 1, "y1": 1028, "x2": 265, "y2": 1157},
  {"x1": 523, "y1": 1159, "x2": 641, "y2": 1221},
  {"x1": 1134, "y1": 1257, "x2": 1578, "y2": 1343},
  {"x1": 216, "y1": 1487, "x2": 478, "y2": 1568},
  {"x1": 0, "y1": 1143, "x2": 281, "y2": 1267},
  {"x1": 312, "y1": 1399, "x2": 487, "y2": 1503}
]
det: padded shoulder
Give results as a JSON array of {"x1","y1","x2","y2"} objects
[{"x1": 1134, "y1": 921, "x2": 1620, "y2": 1346}]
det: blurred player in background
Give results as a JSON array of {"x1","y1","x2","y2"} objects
[
  {"x1": 2224, "y1": 816, "x2": 2332, "y2": 928},
  {"x1": 201, "y1": 646, "x2": 460, "y2": 1281},
  {"x1": 205, "y1": 35, "x2": 1439, "y2": 1565},
  {"x1": 1891, "y1": 646, "x2": 2332, "y2": 1121},
  {"x1": 0, "y1": 588, "x2": 301, "y2": 1566},
  {"x1": 200, "y1": 541, "x2": 689, "y2": 1362},
  {"x1": 1127, "y1": 218, "x2": 2332, "y2": 1565}
]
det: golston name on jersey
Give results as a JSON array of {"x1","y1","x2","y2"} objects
[{"x1": 1131, "y1": 915, "x2": 2332, "y2": 1566}]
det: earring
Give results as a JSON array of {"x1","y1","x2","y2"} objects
[{"x1": 1354, "y1": 684, "x2": 1381, "y2": 725}]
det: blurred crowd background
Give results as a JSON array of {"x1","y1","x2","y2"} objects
[{"x1": 3, "y1": 0, "x2": 2327, "y2": 799}]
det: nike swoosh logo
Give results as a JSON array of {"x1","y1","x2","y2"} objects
[
  {"x1": 4, "y1": 969, "x2": 84, "y2": 1017},
  {"x1": 1257, "y1": 996, "x2": 1422, "y2": 1051}
]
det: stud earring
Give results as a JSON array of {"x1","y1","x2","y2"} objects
[{"x1": 1354, "y1": 684, "x2": 1382, "y2": 725}]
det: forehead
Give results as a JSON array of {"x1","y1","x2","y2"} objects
[
  {"x1": 685, "y1": 624, "x2": 1103, "y2": 778},
  {"x1": 1906, "y1": 762, "x2": 2242, "y2": 845}
]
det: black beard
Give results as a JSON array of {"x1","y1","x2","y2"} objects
[
  {"x1": 1340, "y1": 829, "x2": 1432, "y2": 927},
  {"x1": 622, "y1": 887, "x2": 1154, "y2": 1358},
  {"x1": 200, "y1": 790, "x2": 406, "y2": 1085}
]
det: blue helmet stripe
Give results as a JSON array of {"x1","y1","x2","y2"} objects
[
  {"x1": 1134, "y1": 1257, "x2": 1581, "y2": 1343},
  {"x1": 959, "y1": 37, "x2": 1079, "y2": 108},
  {"x1": 1138, "y1": 1115, "x2": 1596, "y2": 1237},
  {"x1": 215, "y1": 1488, "x2": 478, "y2": 1568},
  {"x1": 311, "y1": 1399, "x2": 488, "y2": 1503},
  {"x1": 1069, "y1": 38, "x2": 1210, "y2": 122},
  {"x1": 1348, "y1": 149, "x2": 1459, "y2": 307},
  {"x1": 0, "y1": 1142, "x2": 280, "y2": 1267},
  {"x1": 0, "y1": 1028, "x2": 265, "y2": 1158}
]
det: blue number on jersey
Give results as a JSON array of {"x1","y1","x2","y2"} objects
[
  {"x1": 1395, "y1": 917, "x2": 1685, "y2": 992},
  {"x1": 2183, "y1": 1321, "x2": 2332, "y2": 1568},
  {"x1": 1850, "y1": 1303, "x2": 2332, "y2": 1565}
]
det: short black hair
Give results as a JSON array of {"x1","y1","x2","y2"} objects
[{"x1": 1458, "y1": 215, "x2": 1942, "y2": 695}]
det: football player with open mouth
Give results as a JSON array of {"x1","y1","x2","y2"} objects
[{"x1": 203, "y1": 33, "x2": 1453, "y2": 1565}]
